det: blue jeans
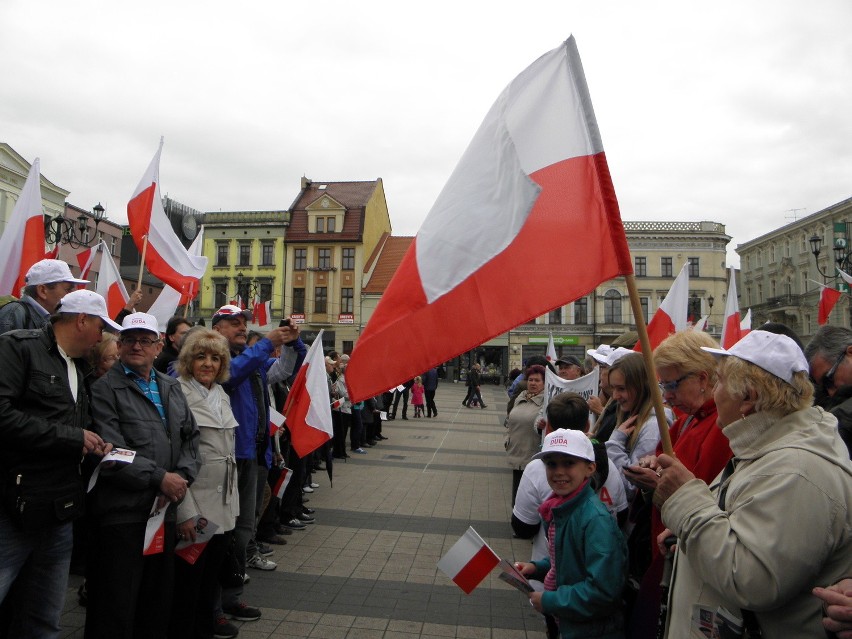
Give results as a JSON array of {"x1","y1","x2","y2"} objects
[{"x1": 0, "y1": 510, "x2": 72, "y2": 639}]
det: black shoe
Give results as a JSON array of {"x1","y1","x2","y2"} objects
[
  {"x1": 297, "y1": 513, "x2": 315, "y2": 523},
  {"x1": 284, "y1": 518, "x2": 307, "y2": 530},
  {"x1": 314, "y1": 463, "x2": 326, "y2": 471},
  {"x1": 366, "y1": 440, "x2": 377, "y2": 446},
  {"x1": 302, "y1": 507, "x2": 316, "y2": 515},
  {"x1": 272, "y1": 525, "x2": 294, "y2": 535},
  {"x1": 402, "y1": 416, "x2": 408, "y2": 420},
  {"x1": 481, "y1": 405, "x2": 487, "y2": 409},
  {"x1": 77, "y1": 582, "x2": 87, "y2": 607},
  {"x1": 223, "y1": 601, "x2": 262, "y2": 621},
  {"x1": 214, "y1": 616, "x2": 240, "y2": 638},
  {"x1": 257, "y1": 542, "x2": 275, "y2": 556}
]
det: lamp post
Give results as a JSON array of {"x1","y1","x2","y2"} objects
[
  {"x1": 44, "y1": 203, "x2": 105, "y2": 248},
  {"x1": 810, "y1": 232, "x2": 852, "y2": 283},
  {"x1": 235, "y1": 272, "x2": 260, "y2": 306}
]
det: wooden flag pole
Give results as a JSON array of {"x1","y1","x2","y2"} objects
[
  {"x1": 624, "y1": 273, "x2": 674, "y2": 456},
  {"x1": 137, "y1": 234, "x2": 149, "y2": 291}
]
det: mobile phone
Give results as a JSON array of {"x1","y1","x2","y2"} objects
[{"x1": 279, "y1": 318, "x2": 292, "y2": 328}]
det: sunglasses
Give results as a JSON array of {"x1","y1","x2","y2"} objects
[{"x1": 821, "y1": 350, "x2": 848, "y2": 394}]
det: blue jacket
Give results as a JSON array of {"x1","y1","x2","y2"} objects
[
  {"x1": 532, "y1": 483, "x2": 627, "y2": 639},
  {"x1": 423, "y1": 367, "x2": 439, "y2": 391},
  {"x1": 223, "y1": 337, "x2": 306, "y2": 466}
]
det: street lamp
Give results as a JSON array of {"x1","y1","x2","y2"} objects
[
  {"x1": 810, "y1": 232, "x2": 852, "y2": 282},
  {"x1": 235, "y1": 272, "x2": 260, "y2": 305},
  {"x1": 45, "y1": 203, "x2": 105, "y2": 248}
]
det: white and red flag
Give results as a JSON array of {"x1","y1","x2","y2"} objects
[
  {"x1": 147, "y1": 228, "x2": 204, "y2": 331},
  {"x1": 273, "y1": 466, "x2": 293, "y2": 500},
  {"x1": 638, "y1": 264, "x2": 690, "y2": 352},
  {"x1": 346, "y1": 37, "x2": 632, "y2": 401},
  {"x1": 95, "y1": 245, "x2": 130, "y2": 319},
  {"x1": 0, "y1": 159, "x2": 48, "y2": 296},
  {"x1": 254, "y1": 297, "x2": 271, "y2": 327},
  {"x1": 546, "y1": 333, "x2": 557, "y2": 363},
  {"x1": 127, "y1": 139, "x2": 208, "y2": 296},
  {"x1": 283, "y1": 330, "x2": 334, "y2": 457},
  {"x1": 437, "y1": 527, "x2": 500, "y2": 594},
  {"x1": 76, "y1": 244, "x2": 99, "y2": 282},
  {"x1": 268, "y1": 405, "x2": 285, "y2": 437},
  {"x1": 720, "y1": 267, "x2": 744, "y2": 349},
  {"x1": 819, "y1": 287, "x2": 842, "y2": 325},
  {"x1": 739, "y1": 308, "x2": 752, "y2": 336}
]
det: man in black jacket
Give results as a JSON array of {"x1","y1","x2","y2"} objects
[
  {"x1": 0, "y1": 290, "x2": 118, "y2": 637},
  {"x1": 805, "y1": 325, "x2": 852, "y2": 458}
]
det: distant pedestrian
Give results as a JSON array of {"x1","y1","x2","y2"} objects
[
  {"x1": 423, "y1": 367, "x2": 439, "y2": 418},
  {"x1": 411, "y1": 376, "x2": 425, "y2": 417}
]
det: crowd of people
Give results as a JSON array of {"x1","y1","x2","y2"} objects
[{"x1": 507, "y1": 326, "x2": 852, "y2": 638}]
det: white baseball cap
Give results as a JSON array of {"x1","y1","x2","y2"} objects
[
  {"x1": 120, "y1": 312, "x2": 160, "y2": 335},
  {"x1": 606, "y1": 347, "x2": 635, "y2": 367},
  {"x1": 701, "y1": 330, "x2": 808, "y2": 386},
  {"x1": 531, "y1": 429, "x2": 595, "y2": 462},
  {"x1": 56, "y1": 290, "x2": 122, "y2": 331},
  {"x1": 212, "y1": 304, "x2": 252, "y2": 326},
  {"x1": 26, "y1": 259, "x2": 89, "y2": 286}
]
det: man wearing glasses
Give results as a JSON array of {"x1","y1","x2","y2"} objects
[
  {"x1": 805, "y1": 326, "x2": 852, "y2": 457},
  {"x1": 86, "y1": 312, "x2": 200, "y2": 638},
  {"x1": 0, "y1": 290, "x2": 119, "y2": 638}
]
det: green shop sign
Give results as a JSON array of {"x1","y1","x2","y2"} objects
[{"x1": 527, "y1": 336, "x2": 579, "y2": 345}]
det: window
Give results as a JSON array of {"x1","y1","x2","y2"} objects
[
  {"x1": 574, "y1": 298, "x2": 588, "y2": 325},
  {"x1": 110, "y1": 236, "x2": 117, "y2": 255},
  {"x1": 661, "y1": 257, "x2": 673, "y2": 278},
  {"x1": 327, "y1": 217, "x2": 336, "y2": 233},
  {"x1": 238, "y1": 243, "x2": 251, "y2": 267},
  {"x1": 639, "y1": 297, "x2": 649, "y2": 323},
  {"x1": 315, "y1": 217, "x2": 325, "y2": 233},
  {"x1": 342, "y1": 340, "x2": 353, "y2": 355},
  {"x1": 214, "y1": 282, "x2": 228, "y2": 307},
  {"x1": 688, "y1": 295, "x2": 701, "y2": 321},
  {"x1": 292, "y1": 288, "x2": 305, "y2": 313},
  {"x1": 747, "y1": 287, "x2": 752, "y2": 305},
  {"x1": 216, "y1": 242, "x2": 229, "y2": 267},
  {"x1": 260, "y1": 281, "x2": 272, "y2": 303},
  {"x1": 314, "y1": 287, "x2": 327, "y2": 313},
  {"x1": 294, "y1": 249, "x2": 307, "y2": 270},
  {"x1": 688, "y1": 257, "x2": 700, "y2": 277},
  {"x1": 341, "y1": 287, "x2": 354, "y2": 313},
  {"x1": 635, "y1": 256, "x2": 647, "y2": 277},
  {"x1": 757, "y1": 283, "x2": 763, "y2": 301},
  {"x1": 548, "y1": 307, "x2": 563, "y2": 324},
  {"x1": 342, "y1": 248, "x2": 355, "y2": 270},
  {"x1": 801, "y1": 271, "x2": 808, "y2": 294},
  {"x1": 603, "y1": 289, "x2": 622, "y2": 324},
  {"x1": 770, "y1": 279, "x2": 776, "y2": 297},
  {"x1": 261, "y1": 242, "x2": 274, "y2": 267},
  {"x1": 318, "y1": 248, "x2": 331, "y2": 269}
]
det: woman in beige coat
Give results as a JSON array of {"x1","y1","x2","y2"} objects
[
  {"x1": 169, "y1": 329, "x2": 239, "y2": 639},
  {"x1": 505, "y1": 364, "x2": 546, "y2": 505}
]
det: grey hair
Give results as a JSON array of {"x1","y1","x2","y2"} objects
[{"x1": 804, "y1": 326, "x2": 852, "y2": 362}]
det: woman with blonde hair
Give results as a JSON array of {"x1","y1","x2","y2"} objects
[{"x1": 654, "y1": 330, "x2": 852, "y2": 638}]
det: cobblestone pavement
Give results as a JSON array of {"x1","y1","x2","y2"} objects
[{"x1": 62, "y1": 381, "x2": 547, "y2": 638}]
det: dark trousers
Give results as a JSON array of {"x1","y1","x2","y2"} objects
[
  {"x1": 425, "y1": 389, "x2": 437, "y2": 417},
  {"x1": 85, "y1": 520, "x2": 176, "y2": 639},
  {"x1": 349, "y1": 410, "x2": 364, "y2": 450},
  {"x1": 168, "y1": 533, "x2": 229, "y2": 639},
  {"x1": 391, "y1": 389, "x2": 409, "y2": 418},
  {"x1": 331, "y1": 411, "x2": 346, "y2": 457}
]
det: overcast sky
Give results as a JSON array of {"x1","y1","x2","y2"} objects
[{"x1": 2, "y1": 0, "x2": 850, "y2": 267}]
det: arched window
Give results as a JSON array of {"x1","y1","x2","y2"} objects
[{"x1": 604, "y1": 289, "x2": 622, "y2": 324}]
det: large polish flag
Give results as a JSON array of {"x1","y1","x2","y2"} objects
[
  {"x1": 95, "y1": 245, "x2": 130, "y2": 319},
  {"x1": 346, "y1": 37, "x2": 632, "y2": 401},
  {"x1": 720, "y1": 267, "x2": 744, "y2": 349},
  {"x1": 0, "y1": 159, "x2": 48, "y2": 296},
  {"x1": 437, "y1": 527, "x2": 500, "y2": 594},
  {"x1": 147, "y1": 228, "x2": 204, "y2": 331},
  {"x1": 283, "y1": 330, "x2": 334, "y2": 458},
  {"x1": 76, "y1": 244, "x2": 99, "y2": 282},
  {"x1": 639, "y1": 264, "x2": 690, "y2": 351},
  {"x1": 127, "y1": 139, "x2": 208, "y2": 296},
  {"x1": 819, "y1": 287, "x2": 842, "y2": 325}
]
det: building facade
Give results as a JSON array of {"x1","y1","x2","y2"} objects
[
  {"x1": 736, "y1": 195, "x2": 852, "y2": 342},
  {"x1": 198, "y1": 210, "x2": 289, "y2": 320},
  {"x1": 0, "y1": 143, "x2": 69, "y2": 237},
  {"x1": 283, "y1": 178, "x2": 391, "y2": 353}
]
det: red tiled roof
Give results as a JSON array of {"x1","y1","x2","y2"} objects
[
  {"x1": 287, "y1": 180, "x2": 378, "y2": 242},
  {"x1": 362, "y1": 236, "x2": 415, "y2": 294}
]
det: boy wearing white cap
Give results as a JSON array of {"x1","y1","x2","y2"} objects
[
  {"x1": 0, "y1": 259, "x2": 89, "y2": 333},
  {"x1": 515, "y1": 429, "x2": 627, "y2": 639}
]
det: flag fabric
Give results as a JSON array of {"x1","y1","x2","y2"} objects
[
  {"x1": 545, "y1": 333, "x2": 557, "y2": 363},
  {"x1": 254, "y1": 299, "x2": 271, "y2": 327},
  {"x1": 283, "y1": 330, "x2": 334, "y2": 457},
  {"x1": 739, "y1": 308, "x2": 752, "y2": 336},
  {"x1": 691, "y1": 315, "x2": 709, "y2": 332},
  {"x1": 273, "y1": 467, "x2": 292, "y2": 500},
  {"x1": 819, "y1": 287, "x2": 842, "y2": 325},
  {"x1": 720, "y1": 267, "x2": 743, "y2": 349},
  {"x1": 127, "y1": 139, "x2": 208, "y2": 296},
  {"x1": 147, "y1": 228, "x2": 205, "y2": 331},
  {"x1": 839, "y1": 269, "x2": 852, "y2": 287},
  {"x1": 0, "y1": 159, "x2": 47, "y2": 296},
  {"x1": 44, "y1": 244, "x2": 60, "y2": 260},
  {"x1": 346, "y1": 37, "x2": 632, "y2": 401},
  {"x1": 269, "y1": 405, "x2": 285, "y2": 437},
  {"x1": 95, "y1": 245, "x2": 129, "y2": 319},
  {"x1": 638, "y1": 264, "x2": 690, "y2": 352},
  {"x1": 76, "y1": 244, "x2": 99, "y2": 281},
  {"x1": 437, "y1": 527, "x2": 500, "y2": 594}
]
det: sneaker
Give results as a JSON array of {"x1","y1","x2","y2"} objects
[
  {"x1": 257, "y1": 542, "x2": 275, "y2": 556},
  {"x1": 284, "y1": 518, "x2": 307, "y2": 530},
  {"x1": 214, "y1": 615, "x2": 240, "y2": 638},
  {"x1": 258, "y1": 533, "x2": 288, "y2": 545},
  {"x1": 246, "y1": 554, "x2": 277, "y2": 571},
  {"x1": 273, "y1": 524, "x2": 294, "y2": 535},
  {"x1": 310, "y1": 482, "x2": 320, "y2": 488},
  {"x1": 302, "y1": 507, "x2": 316, "y2": 515},
  {"x1": 353, "y1": 448, "x2": 367, "y2": 454},
  {"x1": 366, "y1": 440, "x2": 377, "y2": 446},
  {"x1": 297, "y1": 513, "x2": 315, "y2": 523},
  {"x1": 302, "y1": 485, "x2": 314, "y2": 493},
  {"x1": 223, "y1": 601, "x2": 262, "y2": 621}
]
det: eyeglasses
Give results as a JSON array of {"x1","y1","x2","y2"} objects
[
  {"x1": 821, "y1": 350, "x2": 848, "y2": 394},
  {"x1": 658, "y1": 373, "x2": 695, "y2": 394},
  {"x1": 119, "y1": 336, "x2": 160, "y2": 348}
]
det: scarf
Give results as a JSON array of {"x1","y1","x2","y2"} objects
[{"x1": 538, "y1": 479, "x2": 591, "y2": 594}]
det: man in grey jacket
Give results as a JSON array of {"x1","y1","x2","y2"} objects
[{"x1": 86, "y1": 312, "x2": 200, "y2": 638}]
